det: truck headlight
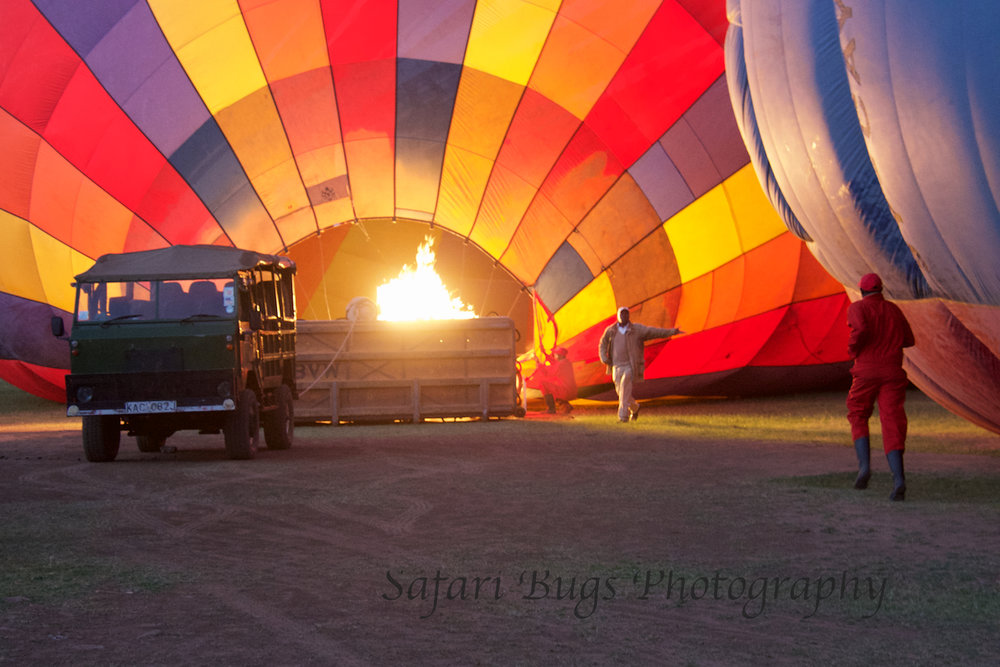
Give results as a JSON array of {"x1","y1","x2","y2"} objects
[{"x1": 76, "y1": 386, "x2": 94, "y2": 403}]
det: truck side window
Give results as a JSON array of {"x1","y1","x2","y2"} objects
[
  {"x1": 255, "y1": 270, "x2": 279, "y2": 325},
  {"x1": 238, "y1": 276, "x2": 252, "y2": 322},
  {"x1": 278, "y1": 274, "x2": 295, "y2": 321}
]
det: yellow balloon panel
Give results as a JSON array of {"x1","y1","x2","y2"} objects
[
  {"x1": 446, "y1": 68, "x2": 522, "y2": 158},
  {"x1": 725, "y1": 165, "x2": 788, "y2": 251},
  {"x1": 254, "y1": 157, "x2": 312, "y2": 222},
  {"x1": 0, "y1": 212, "x2": 89, "y2": 313},
  {"x1": 313, "y1": 199, "x2": 355, "y2": 231},
  {"x1": 553, "y1": 271, "x2": 616, "y2": 343},
  {"x1": 436, "y1": 145, "x2": 494, "y2": 237},
  {"x1": 32, "y1": 226, "x2": 92, "y2": 313},
  {"x1": 273, "y1": 207, "x2": 318, "y2": 247},
  {"x1": 343, "y1": 137, "x2": 395, "y2": 220},
  {"x1": 296, "y1": 146, "x2": 347, "y2": 191},
  {"x1": 470, "y1": 163, "x2": 536, "y2": 258},
  {"x1": 147, "y1": 0, "x2": 235, "y2": 49},
  {"x1": 0, "y1": 212, "x2": 47, "y2": 304},
  {"x1": 215, "y1": 89, "x2": 307, "y2": 218},
  {"x1": 464, "y1": 0, "x2": 557, "y2": 87},
  {"x1": 153, "y1": 1, "x2": 267, "y2": 114},
  {"x1": 664, "y1": 185, "x2": 742, "y2": 283}
]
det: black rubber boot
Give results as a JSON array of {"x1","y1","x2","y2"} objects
[
  {"x1": 544, "y1": 394, "x2": 556, "y2": 414},
  {"x1": 853, "y1": 436, "x2": 871, "y2": 489},
  {"x1": 887, "y1": 450, "x2": 906, "y2": 501}
]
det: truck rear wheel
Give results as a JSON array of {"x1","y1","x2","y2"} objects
[
  {"x1": 136, "y1": 434, "x2": 166, "y2": 453},
  {"x1": 83, "y1": 415, "x2": 120, "y2": 462},
  {"x1": 264, "y1": 384, "x2": 294, "y2": 450},
  {"x1": 224, "y1": 389, "x2": 260, "y2": 460}
]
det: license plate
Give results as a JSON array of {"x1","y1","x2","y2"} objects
[{"x1": 125, "y1": 400, "x2": 176, "y2": 414}]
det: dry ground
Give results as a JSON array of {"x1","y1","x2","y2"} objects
[{"x1": 1, "y1": 391, "x2": 999, "y2": 665}]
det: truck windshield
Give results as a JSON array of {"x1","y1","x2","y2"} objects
[{"x1": 76, "y1": 279, "x2": 235, "y2": 323}]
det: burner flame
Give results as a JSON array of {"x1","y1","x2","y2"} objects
[{"x1": 377, "y1": 237, "x2": 476, "y2": 321}]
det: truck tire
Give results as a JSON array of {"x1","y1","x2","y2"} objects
[
  {"x1": 136, "y1": 434, "x2": 166, "y2": 453},
  {"x1": 224, "y1": 389, "x2": 260, "y2": 460},
  {"x1": 264, "y1": 384, "x2": 294, "y2": 450},
  {"x1": 83, "y1": 415, "x2": 120, "y2": 462}
]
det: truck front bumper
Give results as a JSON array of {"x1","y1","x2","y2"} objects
[{"x1": 65, "y1": 370, "x2": 238, "y2": 417}]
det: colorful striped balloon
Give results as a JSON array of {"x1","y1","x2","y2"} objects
[{"x1": 0, "y1": 0, "x2": 850, "y2": 403}]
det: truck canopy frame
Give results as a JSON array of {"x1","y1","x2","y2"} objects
[{"x1": 74, "y1": 245, "x2": 296, "y2": 283}]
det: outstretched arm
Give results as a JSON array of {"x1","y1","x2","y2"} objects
[{"x1": 636, "y1": 324, "x2": 683, "y2": 341}]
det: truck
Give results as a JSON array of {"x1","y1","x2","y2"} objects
[{"x1": 52, "y1": 245, "x2": 298, "y2": 462}]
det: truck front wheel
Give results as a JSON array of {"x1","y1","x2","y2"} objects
[
  {"x1": 264, "y1": 384, "x2": 294, "y2": 450},
  {"x1": 224, "y1": 389, "x2": 260, "y2": 460},
  {"x1": 83, "y1": 415, "x2": 121, "y2": 462}
]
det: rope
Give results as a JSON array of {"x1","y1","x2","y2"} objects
[{"x1": 298, "y1": 316, "x2": 357, "y2": 395}]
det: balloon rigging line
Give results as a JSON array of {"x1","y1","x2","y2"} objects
[
  {"x1": 481, "y1": 260, "x2": 496, "y2": 316},
  {"x1": 316, "y1": 229, "x2": 333, "y2": 320}
]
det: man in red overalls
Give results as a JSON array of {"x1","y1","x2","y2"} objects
[
  {"x1": 846, "y1": 273, "x2": 915, "y2": 501},
  {"x1": 528, "y1": 346, "x2": 577, "y2": 415}
]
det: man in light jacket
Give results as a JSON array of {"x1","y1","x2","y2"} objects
[{"x1": 598, "y1": 307, "x2": 682, "y2": 422}]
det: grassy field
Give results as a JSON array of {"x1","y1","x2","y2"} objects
[{"x1": 6, "y1": 379, "x2": 995, "y2": 455}]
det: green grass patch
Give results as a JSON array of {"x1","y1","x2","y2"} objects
[
  {"x1": 0, "y1": 501, "x2": 185, "y2": 609},
  {"x1": 880, "y1": 558, "x2": 1000, "y2": 629},
  {"x1": 0, "y1": 553, "x2": 180, "y2": 609},
  {"x1": 3, "y1": 378, "x2": 997, "y2": 456},
  {"x1": 773, "y1": 472, "x2": 1000, "y2": 504},
  {"x1": 291, "y1": 389, "x2": 1000, "y2": 455},
  {"x1": 569, "y1": 390, "x2": 999, "y2": 454},
  {"x1": 0, "y1": 379, "x2": 65, "y2": 429}
]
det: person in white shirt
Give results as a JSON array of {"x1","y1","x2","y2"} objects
[{"x1": 598, "y1": 307, "x2": 682, "y2": 423}]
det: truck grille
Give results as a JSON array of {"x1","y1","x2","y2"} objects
[{"x1": 66, "y1": 369, "x2": 235, "y2": 406}]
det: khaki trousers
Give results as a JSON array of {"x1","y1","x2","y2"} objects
[{"x1": 612, "y1": 364, "x2": 638, "y2": 422}]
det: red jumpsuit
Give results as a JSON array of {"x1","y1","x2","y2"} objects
[
  {"x1": 846, "y1": 293, "x2": 915, "y2": 453},
  {"x1": 528, "y1": 357, "x2": 577, "y2": 401}
]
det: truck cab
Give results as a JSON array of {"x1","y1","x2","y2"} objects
[{"x1": 54, "y1": 245, "x2": 297, "y2": 461}]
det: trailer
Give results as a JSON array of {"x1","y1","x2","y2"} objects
[{"x1": 295, "y1": 317, "x2": 521, "y2": 423}]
